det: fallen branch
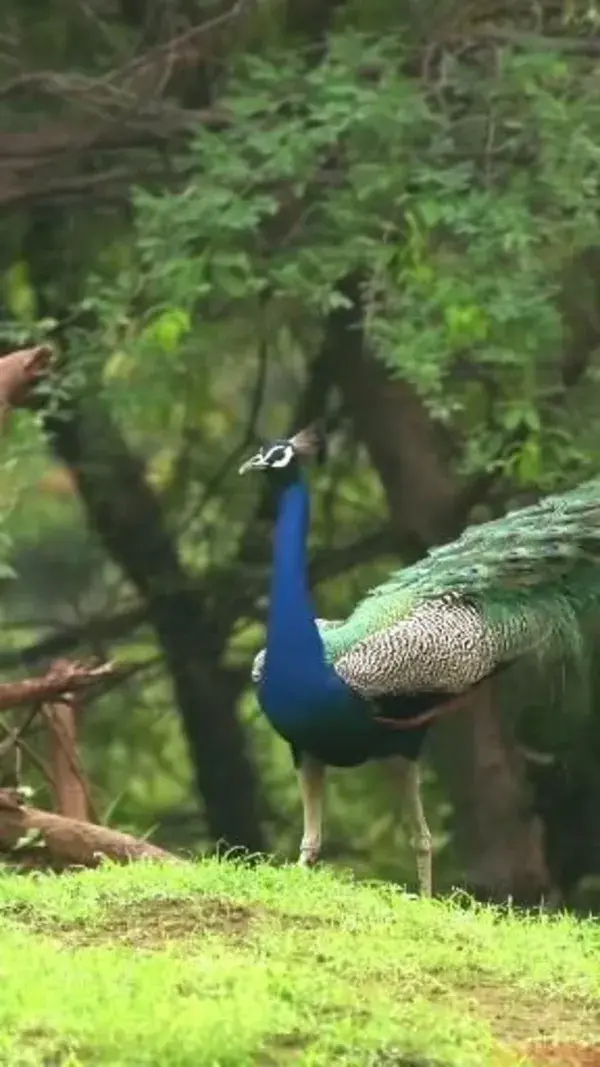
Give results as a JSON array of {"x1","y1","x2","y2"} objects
[{"x1": 0, "y1": 789, "x2": 180, "y2": 869}]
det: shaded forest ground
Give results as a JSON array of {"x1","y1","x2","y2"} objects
[{"x1": 0, "y1": 861, "x2": 597, "y2": 1066}]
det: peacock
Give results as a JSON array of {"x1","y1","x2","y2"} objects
[{"x1": 240, "y1": 425, "x2": 600, "y2": 895}]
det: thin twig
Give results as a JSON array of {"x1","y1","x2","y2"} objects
[
  {"x1": 0, "y1": 703, "x2": 40, "y2": 759},
  {"x1": 0, "y1": 718, "x2": 56, "y2": 791},
  {"x1": 179, "y1": 316, "x2": 270, "y2": 533}
]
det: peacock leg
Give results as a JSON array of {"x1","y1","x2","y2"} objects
[
  {"x1": 297, "y1": 753, "x2": 325, "y2": 867},
  {"x1": 385, "y1": 756, "x2": 432, "y2": 897}
]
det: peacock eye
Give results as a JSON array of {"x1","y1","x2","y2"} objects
[{"x1": 266, "y1": 444, "x2": 293, "y2": 467}]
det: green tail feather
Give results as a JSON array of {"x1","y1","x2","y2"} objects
[
  {"x1": 322, "y1": 477, "x2": 600, "y2": 679},
  {"x1": 371, "y1": 477, "x2": 600, "y2": 600}
]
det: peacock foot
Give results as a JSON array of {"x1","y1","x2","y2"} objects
[{"x1": 297, "y1": 847, "x2": 320, "y2": 868}]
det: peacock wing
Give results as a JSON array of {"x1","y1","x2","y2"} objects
[
  {"x1": 332, "y1": 597, "x2": 502, "y2": 700},
  {"x1": 330, "y1": 480, "x2": 600, "y2": 704}
]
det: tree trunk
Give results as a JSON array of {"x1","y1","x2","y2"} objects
[
  {"x1": 12, "y1": 198, "x2": 265, "y2": 854},
  {"x1": 431, "y1": 685, "x2": 551, "y2": 903},
  {"x1": 42, "y1": 396, "x2": 265, "y2": 853},
  {"x1": 327, "y1": 288, "x2": 554, "y2": 902}
]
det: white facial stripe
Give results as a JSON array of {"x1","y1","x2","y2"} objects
[{"x1": 266, "y1": 444, "x2": 294, "y2": 468}]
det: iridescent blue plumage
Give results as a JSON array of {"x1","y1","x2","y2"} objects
[
  {"x1": 260, "y1": 477, "x2": 428, "y2": 767},
  {"x1": 243, "y1": 423, "x2": 600, "y2": 896},
  {"x1": 241, "y1": 427, "x2": 434, "y2": 895}
]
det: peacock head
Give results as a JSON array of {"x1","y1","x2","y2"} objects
[{"x1": 239, "y1": 424, "x2": 326, "y2": 483}]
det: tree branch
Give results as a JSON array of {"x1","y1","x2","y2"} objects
[
  {"x1": 0, "y1": 704, "x2": 39, "y2": 760},
  {"x1": 176, "y1": 321, "x2": 270, "y2": 533},
  {"x1": 0, "y1": 0, "x2": 252, "y2": 207},
  {"x1": 43, "y1": 665, "x2": 98, "y2": 823},
  {"x1": 0, "y1": 344, "x2": 54, "y2": 428},
  {"x1": 468, "y1": 27, "x2": 600, "y2": 58},
  {"x1": 0, "y1": 660, "x2": 120, "y2": 712},
  {"x1": 0, "y1": 788, "x2": 180, "y2": 869}
]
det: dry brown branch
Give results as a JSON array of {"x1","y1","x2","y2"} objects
[
  {"x1": 0, "y1": 106, "x2": 227, "y2": 163},
  {"x1": 0, "y1": 345, "x2": 54, "y2": 428},
  {"x1": 113, "y1": 0, "x2": 252, "y2": 94},
  {"x1": 467, "y1": 26, "x2": 600, "y2": 57},
  {"x1": 2, "y1": 1, "x2": 250, "y2": 108},
  {"x1": 43, "y1": 667, "x2": 94, "y2": 822},
  {"x1": 0, "y1": 718, "x2": 56, "y2": 790},
  {"x1": 0, "y1": 704, "x2": 39, "y2": 760},
  {"x1": 0, "y1": 1, "x2": 249, "y2": 207},
  {"x1": 0, "y1": 788, "x2": 180, "y2": 869},
  {"x1": 0, "y1": 659, "x2": 121, "y2": 712}
]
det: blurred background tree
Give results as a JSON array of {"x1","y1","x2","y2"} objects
[{"x1": 1, "y1": 0, "x2": 600, "y2": 907}]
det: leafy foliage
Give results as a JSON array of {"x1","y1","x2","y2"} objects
[
  {"x1": 102, "y1": 32, "x2": 600, "y2": 491},
  {"x1": 3, "y1": 2, "x2": 600, "y2": 897}
]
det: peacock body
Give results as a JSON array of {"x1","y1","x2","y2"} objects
[{"x1": 240, "y1": 427, "x2": 600, "y2": 892}]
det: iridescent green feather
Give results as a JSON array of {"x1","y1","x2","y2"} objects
[{"x1": 319, "y1": 477, "x2": 600, "y2": 675}]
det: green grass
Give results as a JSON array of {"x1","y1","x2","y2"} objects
[{"x1": 0, "y1": 860, "x2": 598, "y2": 1066}]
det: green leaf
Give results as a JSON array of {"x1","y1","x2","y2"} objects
[
  {"x1": 516, "y1": 438, "x2": 542, "y2": 485},
  {"x1": 3, "y1": 261, "x2": 37, "y2": 322},
  {"x1": 142, "y1": 308, "x2": 191, "y2": 353}
]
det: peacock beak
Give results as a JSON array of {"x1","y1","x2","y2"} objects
[{"x1": 239, "y1": 453, "x2": 268, "y2": 474}]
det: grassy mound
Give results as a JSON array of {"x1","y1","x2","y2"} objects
[{"x1": 0, "y1": 859, "x2": 597, "y2": 1065}]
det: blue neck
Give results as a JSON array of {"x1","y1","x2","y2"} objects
[
  {"x1": 260, "y1": 475, "x2": 368, "y2": 752},
  {"x1": 266, "y1": 477, "x2": 327, "y2": 679}
]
